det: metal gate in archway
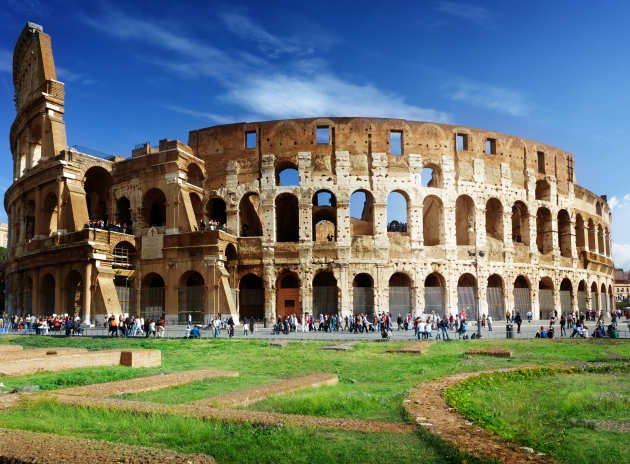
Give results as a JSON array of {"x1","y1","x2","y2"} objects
[
  {"x1": 486, "y1": 287, "x2": 504, "y2": 320},
  {"x1": 389, "y1": 287, "x2": 411, "y2": 318},
  {"x1": 178, "y1": 286, "x2": 204, "y2": 324},
  {"x1": 560, "y1": 291, "x2": 571, "y2": 314},
  {"x1": 141, "y1": 287, "x2": 165, "y2": 320},
  {"x1": 539, "y1": 289, "x2": 554, "y2": 319},
  {"x1": 353, "y1": 287, "x2": 374, "y2": 315},
  {"x1": 578, "y1": 291, "x2": 586, "y2": 312},
  {"x1": 424, "y1": 287, "x2": 444, "y2": 317},
  {"x1": 313, "y1": 287, "x2": 337, "y2": 317},
  {"x1": 513, "y1": 288, "x2": 531, "y2": 314}
]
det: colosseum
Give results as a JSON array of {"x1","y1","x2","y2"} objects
[{"x1": 4, "y1": 22, "x2": 615, "y2": 326}]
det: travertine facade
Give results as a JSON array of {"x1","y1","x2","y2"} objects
[{"x1": 4, "y1": 23, "x2": 614, "y2": 325}]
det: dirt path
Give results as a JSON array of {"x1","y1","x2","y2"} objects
[
  {"x1": 405, "y1": 367, "x2": 556, "y2": 464},
  {"x1": 57, "y1": 369, "x2": 239, "y2": 397},
  {"x1": 193, "y1": 373, "x2": 338, "y2": 407},
  {"x1": 0, "y1": 427, "x2": 215, "y2": 463},
  {"x1": 53, "y1": 394, "x2": 416, "y2": 434},
  {"x1": 387, "y1": 341, "x2": 431, "y2": 354}
]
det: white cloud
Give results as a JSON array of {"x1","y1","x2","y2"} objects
[
  {"x1": 161, "y1": 104, "x2": 234, "y2": 125},
  {"x1": 0, "y1": 50, "x2": 11, "y2": 73},
  {"x1": 435, "y1": 1, "x2": 491, "y2": 25},
  {"x1": 447, "y1": 80, "x2": 530, "y2": 117},
  {"x1": 613, "y1": 242, "x2": 630, "y2": 271}
]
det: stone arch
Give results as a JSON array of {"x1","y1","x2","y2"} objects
[
  {"x1": 513, "y1": 275, "x2": 531, "y2": 316},
  {"x1": 142, "y1": 188, "x2": 166, "y2": 227},
  {"x1": 457, "y1": 273, "x2": 477, "y2": 316},
  {"x1": 557, "y1": 209, "x2": 571, "y2": 257},
  {"x1": 512, "y1": 201, "x2": 529, "y2": 245},
  {"x1": 312, "y1": 270, "x2": 337, "y2": 317},
  {"x1": 275, "y1": 193, "x2": 299, "y2": 242},
  {"x1": 239, "y1": 274, "x2": 264, "y2": 322},
  {"x1": 116, "y1": 196, "x2": 132, "y2": 231},
  {"x1": 597, "y1": 224, "x2": 604, "y2": 255},
  {"x1": 206, "y1": 197, "x2": 227, "y2": 227},
  {"x1": 535, "y1": 179, "x2": 550, "y2": 201},
  {"x1": 276, "y1": 161, "x2": 299, "y2": 186},
  {"x1": 421, "y1": 163, "x2": 442, "y2": 188},
  {"x1": 141, "y1": 272, "x2": 165, "y2": 320},
  {"x1": 536, "y1": 207, "x2": 552, "y2": 254},
  {"x1": 24, "y1": 199, "x2": 35, "y2": 240},
  {"x1": 389, "y1": 272, "x2": 412, "y2": 317},
  {"x1": 560, "y1": 278, "x2": 573, "y2": 314},
  {"x1": 575, "y1": 213, "x2": 585, "y2": 248},
  {"x1": 189, "y1": 193, "x2": 203, "y2": 229},
  {"x1": 455, "y1": 195, "x2": 475, "y2": 246},
  {"x1": 84, "y1": 166, "x2": 112, "y2": 222},
  {"x1": 178, "y1": 271, "x2": 205, "y2": 324},
  {"x1": 276, "y1": 271, "x2": 300, "y2": 320},
  {"x1": 387, "y1": 190, "x2": 409, "y2": 233},
  {"x1": 65, "y1": 270, "x2": 83, "y2": 318},
  {"x1": 423, "y1": 195, "x2": 444, "y2": 246},
  {"x1": 577, "y1": 280, "x2": 587, "y2": 312},
  {"x1": 41, "y1": 273, "x2": 55, "y2": 316},
  {"x1": 588, "y1": 218, "x2": 596, "y2": 250},
  {"x1": 486, "y1": 274, "x2": 504, "y2": 320},
  {"x1": 187, "y1": 163, "x2": 204, "y2": 188},
  {"x1": 538, "y1": 277, "x2": 554, "y2": 318},
  {"x1": 590, "y1": 281, "x2": 599, "y2": 313},
  {"x1": 600, "y1": 282, "x2": 608, "y2": 314},
  {"x1": 313, "y1": 190, "x2": 337, "y2": 241},
  {"x1": 596, "y1": 201, "x2": 602, "y2": 216},
  {"x1": 485, "y1": 198, "x2": 503, "y2": 244},
  {"x1": 239, "y1": 192, "x2": 262, "y2": 237},
  {"x1": 113, "y1": 241, "x2": 136, "y2": 267},
  {"x1": 43, "y1": 192, "x2": 58, "y2": 236},
  {"x1": 350, "y1": 189, "x2": 374, "y2": 236},
  {"x1": 352, "y1": 273, "x2": 374, "y2": 316},
  {"x1": 424, "y1": 272, "x2": 445, "y2": 317}
]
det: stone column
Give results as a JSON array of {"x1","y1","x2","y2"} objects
[
  {"x1": 82, "y1": 261, "x2": 92, "y2": 324},
  {"x1": 263, "y1": 264, "x2": 276, "y2": 323}
]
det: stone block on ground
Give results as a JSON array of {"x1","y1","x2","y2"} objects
[
  {"x1": 323, "y1": 342, "x2": 356, "y2": 351},
  {"x1": 120, "y1": 349, "x2": 161, "y2": 368},
  {"x1": 465, "y1": 347, "x2": 512, "y2": 358}
]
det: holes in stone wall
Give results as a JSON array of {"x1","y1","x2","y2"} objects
[{"x1": 350, "y1": 190, "x2": 374, "y2": 236}]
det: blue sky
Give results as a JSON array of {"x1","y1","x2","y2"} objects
[{"x1": 2, "y1": 1, "x2": 630, "y2": 267}]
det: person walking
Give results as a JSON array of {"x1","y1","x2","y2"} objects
[
  {"x1": 515, "y1": 311, "x2": 523, "y2": 334},
  {"x1": 243, "y1": 318, "x2": 249, "y2": 336},
  {"x1": 560, "y1": 313, "x2": 567, "y2": 337},
  {"x1": 487, "y1": 315, "x2": 493, "y2": 332}
]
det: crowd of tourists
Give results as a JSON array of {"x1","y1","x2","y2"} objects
[
  {"x1": 105, "y1": 314, "x2": 166, "y2": 337},
  {"x1": 0, "y1": 314, "x2": 84, "y2": 336},
  {"x1": 198, "y1": 219, "x2": 226, "y2": 232},
  {"x1": 85, "y1": 219, "x2": 132, "y2": 234}
]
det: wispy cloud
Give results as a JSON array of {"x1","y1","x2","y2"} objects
[
  {"x1": 613, "y1": 242, "x2": 630, "y2": 270},
  {"x1": 161, "y1": 104, "x2": 234, "y2": 125},
  {"x1": 0, "y1": 50, "x2": 11, "y2": 73},
  {"x1": 447, "y1": 80, "x2": 530, "y2": 117},
  {"x1": 608, "y1": 193, "x2": 630, "y2": 210},
  {"x1": 435, "y1": 1, "x2": 491, "y2": 25},
  {"x1": 56, "y1": 66, "x2": 96, "y2": 85},
  {"x1": 81, "y1": 8, "x2": 449, "y2": 124}
]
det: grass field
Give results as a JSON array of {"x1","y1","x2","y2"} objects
[
  {"x1": 445, "y1": 367, "x2": 630, "y2": 464},
  {"x1": 0, "y1": 336, "x2": 628, "y2": 463}
]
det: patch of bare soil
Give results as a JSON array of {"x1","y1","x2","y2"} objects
[
  {"x1": 57, "y1": 370, "x2": 239, "y2": 398},
  {"x1": 465, "y1": 347, "x2": 512, "y2": 358},
  {"x1": 0, "y1": 345, "x2": 22, "y2": 353},
  {"x1": 53, "y1": 395, "x2": 415, "y2": 434},
  {"x1": 322, "y1": 342, "x2": 356, "y2": 351},
  {"x1": 387, "y1": 341, "x2": 430, "y2": 354},
  {"x1": 405, "y1": 368, "x2": 556, "y2": 464},
  {"x1": 0, "y1": 427, "x2": 215, "y2": 463},
  {"x1": 0, "y1": 348, "x2": 87, "y2": 361},
  {"x1": 194, "y1": 373, "x2": 338, "y2": 408}
]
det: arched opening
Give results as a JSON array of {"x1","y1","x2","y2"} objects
[
  {"x1": 605, "y1": 228, "x2": 611, "y2": 256},
  {"x1": 239, "y1": 193, "x2": 262, "y2": 237},
  {"x1": 539, "y1": 277, "x2": 554, "y2": 319},
  {"x1": 457, "y1": 273, "x2": 477, "y2": 316},
  {"x1": 312, "y1": 271, "x2": 337, "y2": 317},
  {"x1": 190, "y1": 193, "x2": 203, "y2": 229},
  {"x1": 114, "y1": 275, "x2": 135, "y2": 315},
  {"x1": 590, "y1": 282, "x2": 599, "y2": 313},
  {"x1": 24, "y1": 200, "x2": 35, "y2": 240},
  {"x1": 313, "y1": 190, "x2": 337, "y2": 241},
  {"x1": 143, "y1": 189, "x2": 166, "y2": 227},
  {"x1": 577, "y1": 280, "x2": 587, "y2": 313},
  {"x1": 113, "y1": 241, "x2": 136, "y2": 268},
  {"x1": 588, "y1": 218, "x2": 596, "y2": 251},
  {"x1": 178, "y1": 271, "x2": 205, "y2": 324},
  {"x1": 276, "y1": 272, "x2": 300, "y2": 320},
  {"x1": 65, "y1": 270, "x2": 83, "y2": 318},
  {"x1": 84, "y1": 166, "x2": 113, "y2": 222},
  {"x1": 352, "y1": 273, "x2": 374, "y2": 316},
  {"x1": 206, "y1": 198, "x2": 227, "y2": 229},
  {"x1": 276, "y1": 163, "x2": 299, "y2": 186},
  {"x1": 485, "y1": 198, "x2": 503, "y2": 244},
  {"x1": 387, "y1": 191, "x2": 408, "y2": 232},
  {"x1": 597, "y1": 225, "x2": 604, "y2": 255},
  {"x1": 141, "y1": 273, "x2": 165, "y2": 320},
  {"x1": 116, "y1": 197, "x2": 132, "y2": 232},
  {"x1": 23, "y1": 276, "x2": 33, "y2": 314},
  {"x1": 558, "y1": 210, "x2": 572, "y2": 257},
  {"x1": 535, "y1": 179, "x2": 550, "y2": 201},
  {"x1": 187, "y1": 163, "x2": 204, "y2": 188},
  {"x1": 423, "y1": 195, "x2": 443, "y2": 246},
  {"x1": 43, "y1": 192, "x2": 58, "y2": 236},
  {"x1": 275, "y1": 193, "x2": 299, "y2": 242},
  {"x1": 575, "y1": 214, "x2": 585, "y2": 248},
  {"x1": 41, "y1": 273, "x2": 55, "y2": 316},
  {"x1": 389, "y1": 272, "x2": 411, "y2": 317},
  {"x1": 421, "y1": 164, "x2": 442, "y2": 188},
  {"x1": 513, "y1": 275, "x2": 531, "y2": 315},
  {"x1": 536, "y1": 207, "x2": 552, "y2": 254},
  {"x1": 239, "y1": 274, "x2": 264, "y2": 322},
  {"x1": 424, "y1": 273, "x2": 445, "y2": 317},
  {"x1": 486, "y1": 274, "x2": 504, "y2": 320},
  {"x1": 600, "y1": 283, "x2": 608, "y2": 314},
  {"x1": 455, "y1": 195, "x2": 475, "y2": 246},
  {"x1": 349, "y1": 190, "x2": 374, "y2": 236},
  {"x1": 596, "y1": 202, "x2": 602, "y2": 216},
  {"x1": 511, "y1": 201, "x2": 529, "y2": 245},
  {"x1": 560, "y1": 278, "x2": 572, "y2": 314}
]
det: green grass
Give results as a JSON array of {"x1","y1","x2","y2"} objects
[
  {"x1": 0, "y1": 336, "x2": 629, "y2": 463},
  {"x1": 445, "y1": 367, "x2": 630, "y2": 464}
]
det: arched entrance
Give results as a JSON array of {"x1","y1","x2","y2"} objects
[
  {"x1": 41, "y1": 273, "x2": 55, "y2": 316},
  {"x1": 424, "y1": 272, "x2": 445, "y2": 317},
  {"x1": 560, "y1": 278, "x2": 572, "y2": 314},
  {"x1": 312, "y1": 271, "x2": 337, "y2": 317},
  {"x1": 141, "y1": 273, "x2": 165, "y2": 320},
  {"x1": 486, "y1": 274, "x2": 504, "y2": 320},
  {"x1": 276, "y1": 272, "x2": 300, "y2": 320},
  {"x1": 239, "y1": 274, "x2": 264, "y2": 322},
  {"x1": 114, "y1": 276, "x2": 135, "y2": 315},
  {"x1": 65, "y1": 270, "x2": 83, "y2": 318},
  {"x1": 513, "y1": 276, "x2": 531, "y2": 316},
  {"x1": 590, "y1": 282, "x2": 599, "y2": 313},
  {"x1": 539, "y1": 277, "x2": 554, "y2": 319},
  {"x1": 178, "y1": 271, "x2": 205, "y2": 324},
  {"x1": 457, "y1": 273, "x2": 477, "y2": 317},
  {"x1": 389, "y1": 272, "x2": 411, "y2": 317},
  {"x1": 352, "y1": 273, "x2": 374, "y2": 316},
  {"x1": 600, "y1": 283, "x2": 608, "y2": 314},
  {"x1": 577, "y1": 280, "x2": 587, "y2": 312}
]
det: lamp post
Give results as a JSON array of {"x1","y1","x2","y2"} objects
[{"x1": 468, "y1": 224, "x2": 482, "y2": 339}]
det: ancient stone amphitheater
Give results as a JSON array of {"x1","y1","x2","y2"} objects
[{"x1": 4, "y1": 22, "x2": 614, "y2": 325}]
